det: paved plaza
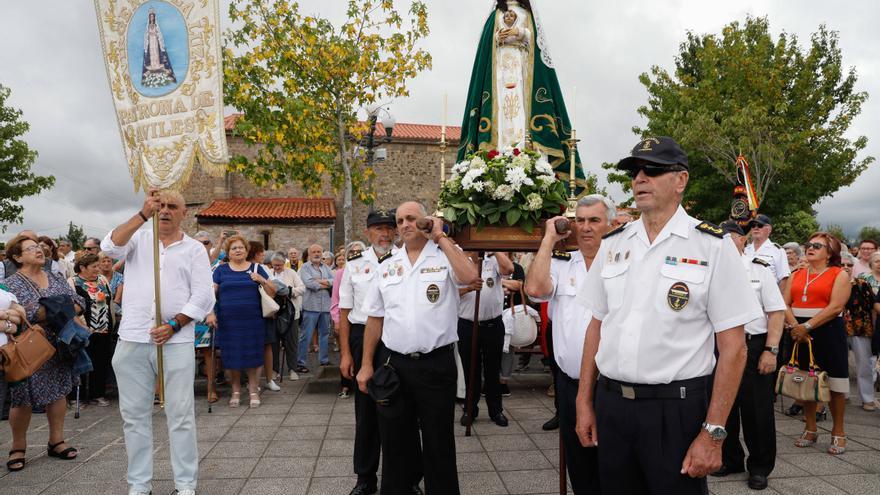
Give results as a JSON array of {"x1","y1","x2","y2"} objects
[{"x1": 1, "y1": 366, "x2": 878, "y2": 495}]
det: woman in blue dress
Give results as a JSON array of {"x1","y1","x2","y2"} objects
[{"x1": 213, "y1": 236, "x2": 276, "y2": 408}]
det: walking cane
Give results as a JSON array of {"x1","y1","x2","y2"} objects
[
  {"x1": 151, "y1": 200, "x2": 166, "y2": 408},
  {"x1": 208, "y1": 323, "x2": 217, "y2": 414},
  {"x1": 74, "y1": 384, "x2": 81, "y2": 419},
  {"x1": 464, "y1": 251, "x2": 484, "y2": 437}
]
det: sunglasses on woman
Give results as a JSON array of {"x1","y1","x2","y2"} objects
[
  {"x1": 626, "y1": 164, "x2": 686, "y2": 179},
  {"x1": 806, "y1": 242, "x2": 827, "y2": 251}
]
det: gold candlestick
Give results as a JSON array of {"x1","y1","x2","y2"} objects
[{"x1": 563, "y1": 129, "x2": 580, "y2": 219}]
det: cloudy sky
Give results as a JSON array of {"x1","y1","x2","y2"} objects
[{"x1": 1, "y1": 0, "x2": 876, "y2": 242}]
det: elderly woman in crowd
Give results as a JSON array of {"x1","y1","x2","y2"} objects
[
  {"x1": 97, "y1": 252, "x2": 124, "y2": 308},
  {"x1": 783, "y1": 242, "x2": 804, "y2": 274},
  {"x1": 213, "y1": 236, "x2": 275, "y2": 408},
  {"x1": 841, "y1": 253, "x2": 879, "y2": 411},
  {"x1": 37, "y1": 236, "x2": 67, "y2": 279},
  {"x1": 4, "y1": 235, "x2": 85, "y2": 471},
  {"x1": 68, "y1": 252, "x2": 115, "y2": 407},
  {"x1": 784, "y1": 232, "x2": 851, "y2": 455},
  {"x1": 857, "y1": 252, "x2": 880, "y2": 295},
  {"x1": 246, "y1": 241, "x2": 282, "y2": 392},
  {"x1": 268, "y1": 252, "x2": 306, "y2": 381}
]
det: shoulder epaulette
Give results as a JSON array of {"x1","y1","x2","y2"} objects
[
  {"x1": 752, "y1": 257, "x2": 771, "y2": 267},
  {"x1": 772, "y1": 243, "x2": 782, "y2": 249},
  {"x1": 347, "y1": 251, "x2": 363, "y2": 262},
  {"x1": 551, "y1": 250, "x2": 571, "y2": 261},
  {"x1": 377, "y1": 251, "x2": 393, "y2": 264},
  {"x1": 602, "y1": 224, "x2": 626, "y2": 239},
  {"x1": 695, "y1": 221, "x2": 724, "y2": 238}
]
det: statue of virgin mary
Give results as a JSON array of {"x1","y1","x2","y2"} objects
[
  {"x1": 458, "y1": 0, "x2": 582, "y2": 187},
  {"x1": 141, "y1": 8, "x2": 177, "y2": 88}
]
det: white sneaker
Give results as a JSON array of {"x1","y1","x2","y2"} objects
[
  {"x1": 288, "y1": 371, "x2": 300, "y2": 381},
  {"x1": 174, "y1": 490, "x2": 196, "y2": 495},
  {"x1": 265, "y1": 380, "x2": 281, "y2": 391},
  {"x1": 128, "y1": 490, "x2": 150, "y2": 495}
]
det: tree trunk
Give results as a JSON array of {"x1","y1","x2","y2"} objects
[{"x1": 337, "y1": 104, "x2": 353, "y2": 246}]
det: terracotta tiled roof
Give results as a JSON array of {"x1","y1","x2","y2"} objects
[
  {"x1": 224, "y1": 113, "x2": 460, "y2": 143},
  {"x1": 197, "y1": 197, "x2": 336, "y2": 222}
]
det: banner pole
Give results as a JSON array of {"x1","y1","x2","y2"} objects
[{"x1": 153, "y1": 207, "x2": 166, "y2": 408}]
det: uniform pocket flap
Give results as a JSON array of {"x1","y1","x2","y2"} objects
[
  {"x1": 660, "y1": 263, "x2": 706, "y2": 284},
  {"x1": 418, "y1": 270, "x2": 447, "y2": 282},
  {"x1": 600, "y1": 263, "x2": 629, "y2": 279}
]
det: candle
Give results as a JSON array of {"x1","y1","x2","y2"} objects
[
  {"x1": 442, "y1": 92, "x2": 448, "y2": 138},
  {"x1": 571, "y1": 85, "x2": 577, "y2": 130}
]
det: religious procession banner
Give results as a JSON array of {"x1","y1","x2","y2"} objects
[
  {"x1": 458, "y1": 1, "x2": 585, "y2": 193},
  {"x1": 94, "y1": 0, "x2": 228, "y2": 191}
]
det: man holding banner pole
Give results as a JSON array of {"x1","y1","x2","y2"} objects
[{"x1": 102, "y1": 189, "x2": 215, "y2": 495}]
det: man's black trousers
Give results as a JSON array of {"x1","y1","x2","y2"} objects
[
  {"x1": 350, "y1": 324, "x2": 381, "y2": 486},
  {"x1": 722, "y1": 333, "x2": 776, "y2": 477},
  {"x1": 556, "y1": 371, "x2": 600, "y2": 494},
  {"x1": 376, "y1": 344, "x2": 459, "y2": 494},
  {"x1": 457, "y1": 316, "x2": 504, "y2": 417}
]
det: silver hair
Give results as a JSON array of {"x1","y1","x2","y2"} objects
[
  {"x1": 870, "y1": 251, "x2": 880, "y2": 266},
  {"x1": 271, "y1": 252, "x2": 287, "y2": 264},
  {"x1": 195, "y1": 230, "x2": 212, "y2": 239},
  {"x1": 841, "y1": 251, "x2": 856, "y2": 263},
  {"x1": 782, "y1": 242, "x2": 803, "y2": 257},
  {"x1": 345, "y1": 241, "x2": 367, "y2": 257},
  {"x1": 576, "y1": 194, "x2": 617, "y2": 225}
]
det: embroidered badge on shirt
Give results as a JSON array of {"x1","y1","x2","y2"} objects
[
  {"x1": 426, "y1": 283, "x2": 440, "y2": 303},
  {"x1": 420, "y1": 266, "x2": 447, "y2": 274},
  {"x1": 667, "y1": 282, "x2": 690, "y2": 311},
  {"x1": 486, "y1": 277, "x2": 495, "y2": 288}
]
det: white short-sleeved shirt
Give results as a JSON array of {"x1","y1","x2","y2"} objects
[
  {"x1": 0, "y1": 289, "x2": 18, "y2": 346},
  {"x1": 339, "y1": 246, "x2": 394, "y2": 325},
  {"x1": 744, "y1": 239, "x2": 791, "y2": 283},
  {"x1": 579, "y1": 206, "x2": 763, "y2": 384},
  {"x1": 742, "y1": 256, "x2": 787, "y2": 335},
  {"x1": 459, "y1": 255, "x2": 505, "y2": 321},
  {"x1": 530, "y1": 250, "x2": 593, "y2": 380},
  {"x1": 362, "y1": 240, "x2": 463, "y2": 354}
]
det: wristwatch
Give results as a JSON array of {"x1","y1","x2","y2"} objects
[
  {"x1": 803, "y1": 322, "x2": 813, "y2": 332},
  {"x1": 702, "y1": 422, "x2": 728, "y2": 442},
  {"x1": 764, "y1": 346, "x2": 779, "y2": 355}
]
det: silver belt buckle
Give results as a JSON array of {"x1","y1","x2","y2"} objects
[
  {"x1": 621, "y1": 385, "x2": 636, "y2": 400},
  {"x1": 410, "y1": 352, "x2": 422, "y2": 359}
]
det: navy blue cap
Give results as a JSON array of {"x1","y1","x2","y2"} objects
[
  {"x1": 617, "y1": 136, "x2": 689, "y2": 171},
  {"x1": 367, "y1": 209, "x2": 396, "y2": 227},
  {"x1": 752, "y1": 214, "x2": 772, "y2": 226},
  {"x1": 720, "y1": 219, "x2": 745, "y2": 236}
]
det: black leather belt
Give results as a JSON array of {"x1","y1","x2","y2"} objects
[
  {"x1": 388, "y1": 343, "x2": 454, "y2": 360},
  {"x1": 600, "y1": 375, "x2": 708, "y2": 400},
  {"x1": 745, "y1": 333, "x2": 767, "y2": 341}
]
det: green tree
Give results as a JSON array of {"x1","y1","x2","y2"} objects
[
  {"x1": 823, "y1": 223, "x2": 847, "y2": 244},
  {"x1": 64, "y1": 222, "x2": 86, "y2": 250},
  {"x1": 772, "y1": 210, "x2": 819, "y2": 245},
  {"x1": 224, "y1": 0, "x2": 431, "y2": 243},
  {"x1": 857, "y1": 226, "x2": 880, "y2": 244},
  {"x1": 622, "y1": 16, "x2": 872, "y2": 223},
  {"x1": 0, "y1": 83, "x2": 55, "y2": 231}
]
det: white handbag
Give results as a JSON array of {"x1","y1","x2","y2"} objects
[
  {"x1": 254, "y1": 265, "x2": 280, "y2": 318},
  {"x1": 505, "y1": 289, "x2": 538, "y2": 348}
]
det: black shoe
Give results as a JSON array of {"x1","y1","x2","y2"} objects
[
  {"x1": 460, "y1": 412, "x2": 474, "y2": 427},
  {"x1": 500, "y1": 383, "x2": 511, "y2": 397},
  {"x1": 542, "y1": 414, "x2": 559, "y2": 431},
  {"x1": 490, "y1": 412, "x2": 509, "y2": 427},
  {"x1": 747, "y1": 474, "x2": 768, "y2": 490},
  {"x1": 785, "y1": 404, "x2": 803, "y2": 416},
  {"x1": 710, "y1": 465, "x2": 745, "y2": 477},
  {"x1": 408, "y1": 485, "x2": 423, "y2": 495},
  {"x1": 816, "y1": 408, "x2": 827, "y2": 422},
  {"x1": 348, "y1": 482, "x2": 378, "y2": 495}
]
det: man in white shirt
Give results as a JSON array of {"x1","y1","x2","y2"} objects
[
  {"x1": 356, "y1": 201, "x2": 478, "y2": 495},
  {"x1": 744, "y1": 214, "x2": 790, "y2": 289},
  {"x1": 102, "y1": 189, "x2": 215, "y2": 495},
  {"x1": 711, "y1": 220, "x2": 786, "y2": 491},
  {"x1": 525, "y1": 194, "x2": 615, "y2": 494},
  {"x1": 575, "y1": 137, "x2": 761, "y2": 495}
]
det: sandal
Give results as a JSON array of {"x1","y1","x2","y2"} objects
[
  {"x1": 795, "y1": 430, "x2": 818, "y2": 448},
  {"x1": 294, "y1": 365, "x2": 310, "y2": 374},
  {"x1": 228, "y1": 391, "x2": 241, "y2": 408},
  {"x1": 249, "y1": 392, "x2": 261, "y2": 408},
  {"x1": 47, "y1": 441, "x2": 78, "y2": 460},
  {"x1": 828, "y1": 435, "x2": 847, "y2": 455},
  {"x1": 207, "y1": 391, "x2": 219, "y2": 404},
  {"x1": 6, "y1": 450, "x2": 26, "y2": 472}
]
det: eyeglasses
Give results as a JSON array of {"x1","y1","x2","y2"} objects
[
  {"x1": 841, "y1": 263, "x2": 854, "y2": 268},
  {"x1": 626, "y1": 164, "x2": 686, "y2": 179},
  {"x1": 84, "y1": 246, "x2": 99, "y2": 251},
  {"x1": 806, "y1": 242, "x2": 827, "y2": 251},
  {"x1": 22, "y1": 245, "x2": 42, "y2": 253},
  {"x1": 200, "y1": 240, "x2": 212, "y2": 245}
]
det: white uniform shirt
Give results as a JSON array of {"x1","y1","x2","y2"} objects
[
  {"x1": 0, "y1": 288, "x2": 17, "y2": 346},
  {"x1": 742, "y1": 255, "x2": 787, "y2": 335},
  {"x1": 579, "y1": 206, "x2": 762, "y2": 384},
  {"x1": 101, "y1": 230, "x2": 215, "y2": 344},
  {"x1": 530, "y1": 250, "x2": 593, "y2": 380},
  {"x1": 744, "y1": 239, "x2": 790, "y2": 283},
  {"x1": 339, "y1": 246, "x2": 393, "y2": 325},
  {"x1": 459, "y1": 255, "x2": 505, "y2": 321},
  {"x1": 363, "y1": 240, "x2": 463, "y2": 354}
]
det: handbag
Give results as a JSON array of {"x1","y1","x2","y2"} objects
[
  {"x1": 0, "y1": 319, "x2": 57, "y2": 383},
  {"x1": 367, "y1": 356, "x2": 404, "y2": 418},
  {"x1": 775, "y1": 338, "x2": 831, "y2": 403},
  {"x1": 506, "y1": 288, "x2": 538, "y2": 348},
  {"x1": 254, "y1": 265, "x2": 280, "y2": 318}
]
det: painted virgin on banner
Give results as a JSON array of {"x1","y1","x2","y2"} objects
[{"x1": 94, "y1": 0, "x2": 228, "y2": 191}]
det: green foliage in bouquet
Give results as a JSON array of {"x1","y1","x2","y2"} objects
[{"x1": 437, "y1": 147, "x2": 568, "y2": 233}]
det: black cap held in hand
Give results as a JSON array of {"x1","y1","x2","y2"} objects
[
  {"x1": 719, "y1": 219, "x2": 745, "y2": 236},
  {"x1": 617, "y1": 136, "x2": 689, "y2": 171}
]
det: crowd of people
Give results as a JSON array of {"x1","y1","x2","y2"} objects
[{"x1": 1, "y1": 138, "x2": 879, "y2": 495}]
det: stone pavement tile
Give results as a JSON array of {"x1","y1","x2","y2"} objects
[
  {"x1": 776, "y1": 419, "x2": 813, "y2": 435},
  {"x1": 519, "y1": 419, "x2": 549, "y2": 433},
  {"x1": 235, "y1": 413, "x2": 287, "y2": 427},
  {"x1": 472, "y1": 420, "x2": 524, "y2": 436},
  {"x1": 499, "y1": 468, "x2": 558, "y2": 494},
  {"x1": 80, "y1": 443, "x2": 128, "y2": 462},
  {"x1": 206, "y1": 440, "x2": 270, "y2": 458},
  {"x1": 222, "y1": 426, "x2": 279, "y2": 442},
  {"x1": 321, "y1": 438, "x2": 355, "y2": 457},
  {"x1": 459, "y1": 471, "x2": 508, "y2": 495},
  {"x1": 709, "y1": 479, "x2": 782, "y2": 494},
  {"x1": 243, "y1": 403, "x2": 293, "y2": 416},
  {"x1": 768, "y1": 476, "x2": 849, "y2": 494},
  {"x1": 768, "y1": 457, "x2": 812, "y2": 479},
  {"x1": 314, "y1": 456, "x2": 354, "y2": 477},
  {"x1": 479, "y1": 434, "x2": 538, "y2": 452},
  {"x1": 251, "y1": 456, "x2": 317, "y2": 478},
  {"x1": 325, "y1": 424, "x2": 356, "y2": 439},
  {"x1": 839, "y1": 451, "x2": 880, "y2": 473},
  {"x1": 241, "y1": 476, "x2": 310, "y2": 495},
  {"x1": 540, "y1": 449, "x2": 559, "y2": 469},
  {"x1": 329, "y1": 412, "x2": 356, "y2": 425},
  {"x1": 151, "y1": 478, "x2": 247, "y2": 495},
  {"x1": 707, "y1": 470, "x2": 749, "y2": 483},
  {"x1": 528, "y1": 432, "x2": 559, "y2": 450},
  {"x1": 195, "y1": 413, "x2": 240, "y2": 427},
  {"x1": 194, "y1": 403, "x2": 246, "y2": 416},
  {"x1": 196, "y1": 426, "x2": 232, "y2": 442},
  {"x1": 39, "y1": 480, "x2": 130, "y2": 495},
  {"x1": 838, "y1": 423, "x2": 880, "y2": 440},
  {"x1": 457, "y1": 451, "x2": 495, "y2": 472},
  {"x1": 275, "y1": 426, "x2": 327, "y2": 440},
  {"x1": 292, "y1": 402, "x2": 335, "y2": 414},
  {"x1": 194, "y1": 457, "x2": 259, "y2": 479},
  {"x1": 0, "y1": 484, "x2": 50, "y2": 495},
  {"x1": 283, "y1": 413, "x2": 331, "y2": 427},
  {"x1": 488, "y1": 450, "x2": 551, "y2": 472},
  {"x1": 506, "y1": 407, "x2": 552, "y2": 421},
  {"x1": 779, "y1": 452, "x2": 867, "y2": 476},
  {"x1": 307, "y1": 475, "x2": 359, "y2": 494},
  {"x1": 502, "y1": 397, "x2": 549, "y2": 409},
  {"x1": 823, "y1": 474, "x2": 880, "y2": 495},
  {"x1": 456, "y1": 435, "x2": 485, "y2": 453},
  {"x1": 0, "y1": 456, "x2": 79, "y2": 487},
  {"x1": 68, "y1": 428, "x2": 123, "y2": 445},
  {"x1": 849, "y1": 436, "x2": 880, "y2": 450},
  {"x1": 294, "y1": 393, "x2": 337, "y2": 404},
  {"x1": 57, "y1": 459, "x2": 127, "y2": 482},
  {"x1": 154, "y1": 440, "x2": 216, "y2": 460},
  {"x1": 265, "y1": 438, "x2": 323, "y2": 457}
]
